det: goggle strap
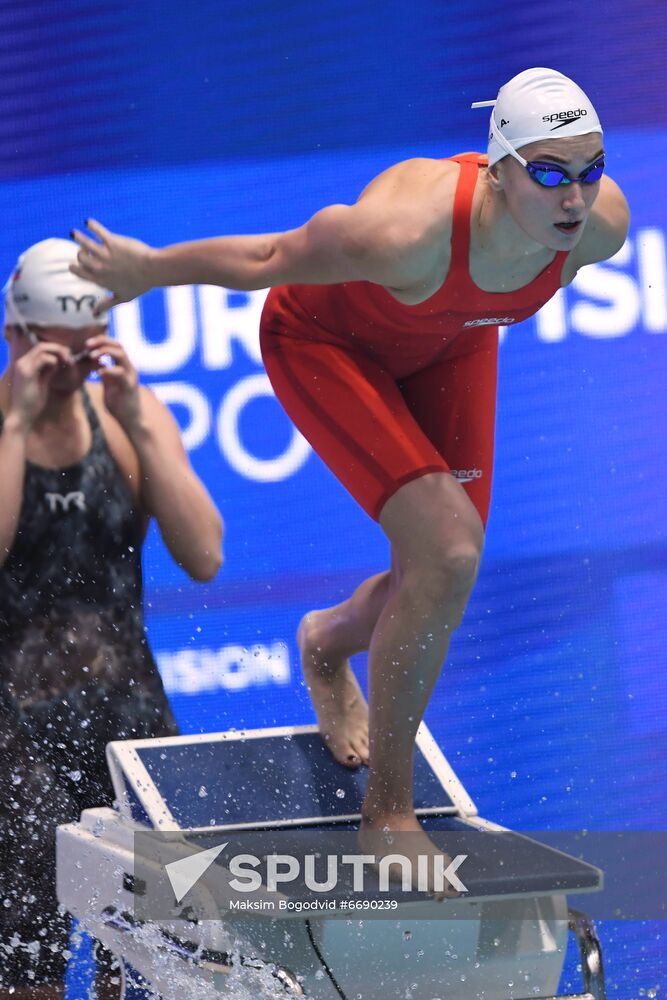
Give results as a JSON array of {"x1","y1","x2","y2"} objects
[{"x1": 487, "y1": 112, "x2": 528, "y2": 166}]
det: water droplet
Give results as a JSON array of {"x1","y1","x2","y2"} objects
[
  {"x1": 198, "y1": 786, "x2": 208, "y2": 798},
  {"x1": 69, "y1": 770, "x2": 82, "y2": 782},
  {"x1": 335, "y1": 788, "x2": 345, "y2": 799},
  {"x1": 403, "y1": 930, "x2": 412, "y2": 940}
]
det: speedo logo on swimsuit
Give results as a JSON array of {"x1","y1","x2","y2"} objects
[
  {"x1": 450, "y1": 469, "x2": 483, "y2": 483},
  {"x1": 543, "y1": 109, "x2": 588, "y2": 130},
  {"x1": 464, "y1": 317, "x2": 516, "y2": 327}
]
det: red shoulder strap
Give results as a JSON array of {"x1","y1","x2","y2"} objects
[{"x1": 448, "y1": 156, "x2": 483, "y2": 274}]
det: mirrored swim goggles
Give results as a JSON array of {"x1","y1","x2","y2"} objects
[
  {"x1": 522, "y1": 156, "x2": 604, "y2": 187},
  {"x1": 472, "y1": 100, "x2": 605, "y2": 187}
]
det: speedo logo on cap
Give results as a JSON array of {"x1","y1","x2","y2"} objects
[{"x1": 542, "y1": 108, "x2": 588, "y2": 131}]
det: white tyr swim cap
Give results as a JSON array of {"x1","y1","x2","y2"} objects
[
  {"x1": 3, "y1": 238, "x2": 109, "y2": 330},
  {"x1": 472, "y1": 68, "x2": 603, "y2": 167}
]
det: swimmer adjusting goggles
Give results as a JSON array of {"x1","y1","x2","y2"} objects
[{"x1": 472, "y1": 99, "x2": 605, "y2": 187}]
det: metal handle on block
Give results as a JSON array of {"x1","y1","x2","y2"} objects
[
  {"x1": 514, "y1": 908, "x2": 605, "y2": 1000},
  {"x1": 274, "y1": 966, "x2": 304, "y2": 994}
]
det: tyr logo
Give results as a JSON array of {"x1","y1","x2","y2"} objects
[
  {"x1": 56, "y1": 295, "x2": 97, "y2": 314},
  {"x1": 44, "y1": 491, "x2": 86, "y2": 513}
]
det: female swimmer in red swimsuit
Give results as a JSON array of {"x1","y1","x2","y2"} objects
[{"x1": 71, "y1": 68, "x2": 629, "y2": 889}]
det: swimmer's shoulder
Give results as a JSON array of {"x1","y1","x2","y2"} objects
[
  {"x1": 356, "y1": 156, "x2": 461, "y2": 252},
  {"x1": 568, "y1": 175, "x2": 630, "y2": 271},
  {"x1": 357, "y1": 156, "x2": 459, "y2": 214}
]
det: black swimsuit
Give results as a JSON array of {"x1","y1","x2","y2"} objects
[{"x1": 0, "y1": 388, "x2": 177, "y2": 986}]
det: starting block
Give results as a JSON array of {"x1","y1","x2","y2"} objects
[{"x1": 57, "y1": 725, "x2": 606, "y2": 999}]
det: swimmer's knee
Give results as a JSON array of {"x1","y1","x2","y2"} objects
[
  {"x1": 425, "y1": 498, "x2": 485, "y2": 579},
  {"x1": 401, "y1": 540, "x2": 481, "y2": 612},
  {"x1": 440, "y1": 543, "x2": 482, "y2": 588},
  {"x1": 431, "y1": 543, "x2": 480, "y2": 596}
]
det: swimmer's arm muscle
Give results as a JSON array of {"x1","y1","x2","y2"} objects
[
  {"x1": 141, "y1": 204, "x2": 430, "y2": 290},
  {"x1": 72, "y1": 163, "x2": 441, "y2": 310},
  {"x1": 72, "y1": 218, "x2": 424, "y2": 309},
  {"x1": 266, "y1": 203, "x2": 433, "y2": 287},
  {"x1": 269, "y1": 160, "x2": 449, "y2": 287}
]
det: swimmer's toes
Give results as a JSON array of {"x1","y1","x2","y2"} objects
[
  {"x1": 322, "y1": 731, "x2": 363, "y2": 769},
  {"x1": 341, "y1": 745, "x2": 363, "y2": 769},
  {"x1": 351, "y1": 737, "x2": 369, "y2": 766}
]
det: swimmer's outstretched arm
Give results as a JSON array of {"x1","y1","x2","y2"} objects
[{"x1": 70, "y1": 161, "x2": 445, "y2": 314}]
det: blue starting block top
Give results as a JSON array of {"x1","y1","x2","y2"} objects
[
  {"x1": 107, "y1": 724, "x2": 477, "y2": 833},
  {"x1": 184, "y1": 817, "x2": 602, "y2": 900},
  {"x1": 105, "y1": 725, "x2": 603, "y2": 902}
]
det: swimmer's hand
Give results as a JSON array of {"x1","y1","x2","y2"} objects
[
  {"x1": 84, "y1": 334, "x2": 142, "y2": 432},
  {"x1": 70, "y1": 219, "x2": 155, "y2": 316},
  {"x1": 9, "y1": 342, "x2": 76, "y2": 431}
]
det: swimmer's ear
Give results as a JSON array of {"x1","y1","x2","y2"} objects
[{"x1": 486, "y1": 160, "x2": 505, "y2": 192}]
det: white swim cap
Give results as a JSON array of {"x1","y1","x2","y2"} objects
[
  {"x1": 3, "y1": 238, "x2": 109, "y2": 330},
  {"x1": 472, "y1": 68, "x2": 603, "y2": 167}
]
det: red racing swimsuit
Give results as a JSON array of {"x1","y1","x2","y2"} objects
[{"x1": 259, "y1": 154, "x2": 568, "y2": 525}]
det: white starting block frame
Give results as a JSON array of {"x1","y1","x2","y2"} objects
[{"x1": 57, "y1": 725, "x2": 607, "y2": 999}]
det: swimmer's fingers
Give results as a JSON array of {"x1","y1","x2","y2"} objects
[
  {"x1": 87, "y1": 339, "x2": 133, "y2": 371},
  {"x1": 92, "y1": 293, "x2": 124, "y2": 316},
  {"x1": 69, "y1": 245, "x2": 135, "y2": 313},
  {"x1": 19, "y1": 341, "x2": 73, "y2": 373},
  {"x1": 70, "y1": 226, "x2": 107, "y2": 259},
  {"x1": 70, "y1": 221, "x2": 153, "y2": 311},
  {"x1": 68, "y1": 260, "x2": 121, "y2": 314},
  {"x1": 69, "y1": 253, "x2": 107, "y2": 285},
  {"x1": 84, "y1": 218, "x2": 115, "y2": 245}
]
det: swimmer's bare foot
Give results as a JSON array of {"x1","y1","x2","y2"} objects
[
  {"x1": 297, "y1": 610, "x2": 369, "y2": 768},
  {"x1": 359, "y1": 811, "x2": 463, "y2": 900}
]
